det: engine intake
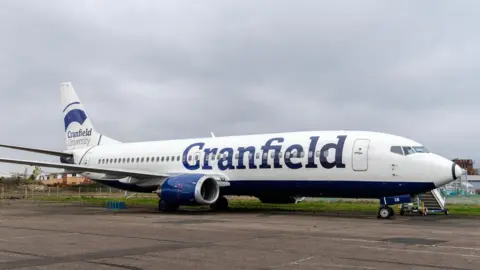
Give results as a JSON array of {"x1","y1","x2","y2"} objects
[{"x1": 158, "y1": 174, "x2": 220, "y2": 206}]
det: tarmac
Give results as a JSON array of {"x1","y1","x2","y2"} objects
[{"x1": 0, "y1": 200, "x2": 479, "y2": 269}]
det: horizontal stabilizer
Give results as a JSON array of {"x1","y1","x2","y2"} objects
[
  {"x1": 0, "y1": 144, "x2": 73, "y2": 158},
  {"x1": 0, "y1": 157, "x2": 168, "y2": 179}
]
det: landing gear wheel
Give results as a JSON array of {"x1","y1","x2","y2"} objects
[
  {"x1": 378, "y1": 207, "x2": 394, "y2": 219},
  {"x1": 158, "y1": 199, "x2": 179, "y2": 213},
  {"x1": 444, "y1": 208, "x2": 449, "y2": 215},
  {"x1": 210, "y1": 196, "x2": 229, "y2": 212},
  {"x1": 423, "y1": 207, "x2": 428, "y2": 216}
]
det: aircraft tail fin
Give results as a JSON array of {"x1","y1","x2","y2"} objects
[{"x1": 61, "y1": 82, "x2": 120, "y2": 151}]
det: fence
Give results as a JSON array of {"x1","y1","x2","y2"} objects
[{"x1": 0, "y1": 184, "x2": 157, "y2": 200}]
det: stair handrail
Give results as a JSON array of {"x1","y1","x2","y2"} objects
[{"x1": 431, "y1": 188, "x2": 446, "y2": 209}]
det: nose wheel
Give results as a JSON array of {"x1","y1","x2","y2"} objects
[{"x1": 377, "y1": 206, "x2": 395, "y2": 219}]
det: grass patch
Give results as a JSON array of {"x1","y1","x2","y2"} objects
[{"x1": 26, "y1": 195, "x2": 480, "y2": 215}]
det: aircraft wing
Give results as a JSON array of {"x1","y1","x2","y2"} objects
[
  {"x1": 0, "y1": 157, "x2": 168, "y2": 179},
  {"x1": 0, "y1": 144, "x2": 72, "y2": 158}
]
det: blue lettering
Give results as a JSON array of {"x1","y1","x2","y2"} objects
[
  {"x1": 237, "y1": 146, "x2": 257, "y2": 169},
  {"x1": 218, "y1": 147, "x2": 235, "y2": 170},
  {"x1": 284, "y1": 144, "x2": 303, "y2": 169},
  {"x1": 260, "y1": 137, "x2": 284, "y2": 169},
  {"x1": 181, "y1": 135, "x2": 347, "y2": 171},
  {"x1": 202, "y1": 148, "x2": 218, "y2": 169},
  {"x1": 320, "y1": 135, "x2": 347, "y2": 169},
  {"x1": 67, "y1": 128, "x2": 92, "y2": 138},
  {"x1": 305, "y1": 136, "x2": 319, "y2": 168},
  {"x1": 182, "y1": 142, "x2": 204, "y2": 170}
]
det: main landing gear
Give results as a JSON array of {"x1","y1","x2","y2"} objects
[
  {"x1": 209, "y1": 196, "x2": 229, "y2": 212},
  {"x1": 157, "y1": 196, "x2": 230, "y2": 212},
  {"x1": 158, "y1": 199, "x2": 179, "y2": 212},
  {"x1": 377, "y1": 205, "x2": 395, "y2": 219}
]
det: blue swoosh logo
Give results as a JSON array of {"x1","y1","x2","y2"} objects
[{"x1": 64, "y1": 109, "x2": 87, "y2": 131}]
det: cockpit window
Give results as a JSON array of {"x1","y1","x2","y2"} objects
[
  {"x1": 412, "y1": 146, "x2": 429, "y2": 153},
  {"x1": 402, "y1": 146, "x2": 415, "y2": 155},
  {"x1": 390, "y1": 146, "x2": 403, "y2": 155},
  {"x1": 391, "y1": 145, "x2": 429, "y2": 156}
]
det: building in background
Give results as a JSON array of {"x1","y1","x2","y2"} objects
[
  {"x1": 440, "y1": 158, "x2": 479, "y2": 195},
  {"x1": 453, "y1": 159, "x2": 478, "y2": 175},
  {"x1": 37, "y1": 172, "x2": 94, "y2": 186}
]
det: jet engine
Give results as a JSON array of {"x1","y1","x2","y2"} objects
[{"x1": 157, "y1": 174, "x2": 220, "y2": 206}]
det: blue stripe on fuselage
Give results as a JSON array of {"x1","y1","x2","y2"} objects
[{"x1": 94, "y1": 180, "x2": 436, "y2": 199}]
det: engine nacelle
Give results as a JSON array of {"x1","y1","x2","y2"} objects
[
  {"x1": 258, "y1": 195, "x2": 306, "y2": 204},
  {"x1": 158, "y1": 174, "x2": 220, "y2": 206}
]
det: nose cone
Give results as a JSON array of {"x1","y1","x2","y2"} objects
[{"x1": 452, "y1": 163, "x2": 463, "y2": 180}]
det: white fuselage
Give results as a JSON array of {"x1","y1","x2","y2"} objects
[{"x1": 73, "y1": 130, "x2": 458, "y2": 199}]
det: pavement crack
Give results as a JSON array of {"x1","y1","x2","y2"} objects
[{"x1": 86, "y1": 261, "x2": 144, "y2": 270}]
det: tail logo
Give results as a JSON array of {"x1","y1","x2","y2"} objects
[{"x1": 64, "y1": 109, "x2": 88, "y2": 131}]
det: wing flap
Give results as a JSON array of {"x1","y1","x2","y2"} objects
[{"x1": 0, "y1": 157, "x2": 168, "y2": 179}]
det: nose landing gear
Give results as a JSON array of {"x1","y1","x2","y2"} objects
[{"x1": 378, "y1": 206, "x2": 395, "y2": 219}]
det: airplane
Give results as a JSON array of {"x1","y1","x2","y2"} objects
[{"x1": 0, "y1": 82, "x2": 462, "y2": 219}]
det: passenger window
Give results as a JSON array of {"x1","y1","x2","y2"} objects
[
  {"x1": 308, "y1": 151, "x2": 313, "y2": 158},
  {"x1": 316, "y1": 151, "x2": 320, "y2": 157},
  {"x1": 278, "y1": 152, "x2": 282, "y2": 158},
  {"x1": 256, "y1": 153, "x2": 260, "y2": 159},
  {"x1": 166, "y1": 156, "x2": 170, "y2": 162},
  {"x1": 235, "y1": 153, "x2": 239, "y2": 159},
  {"x1": 323, "y1": 150, "x2": 328, "y2": 157},
  {"x1": 285, "y1": 152, "x2": 290, "y2": 158},
  {"x1": 177, "y1": 156, "x2": 180, "y2": 161},
  {"x1": 300, "y1": 151, "x2": 304, "y2": 158},
  {"x1": 390, "y1": 146, "x2": 403, "y2": 155}
]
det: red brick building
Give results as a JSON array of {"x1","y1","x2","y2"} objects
[{"x1": 452, "y1": 159, "x2": 477, "y2": 175}]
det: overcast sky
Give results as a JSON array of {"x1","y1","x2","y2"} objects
[{"x1": 0, "y1": 1, "x2": 479, "y2": 175}]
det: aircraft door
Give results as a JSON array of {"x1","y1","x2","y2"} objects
[{"x1": 352, "y1": 139, "x2": 370, "y2": 171}]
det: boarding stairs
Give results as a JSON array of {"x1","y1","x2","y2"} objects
[{"x1": 399, "y1": 188, "x2": 449, "y2": 216}]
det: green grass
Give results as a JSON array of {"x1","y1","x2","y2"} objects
[{"x1": 25, "y1": 195, "x2": 480, "y2": 215}]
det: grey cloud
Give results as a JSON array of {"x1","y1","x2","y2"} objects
[{"x1": 0, "y1": 1, "x2": 479, "y2": 173}]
